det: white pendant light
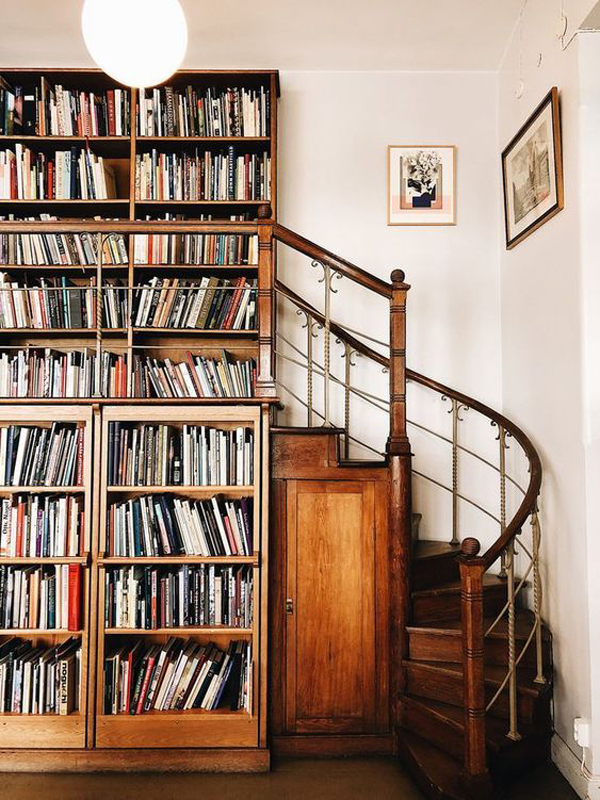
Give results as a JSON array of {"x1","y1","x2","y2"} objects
[{"x1": 81, "y1": 0, "x2": 188, "y2": 88}]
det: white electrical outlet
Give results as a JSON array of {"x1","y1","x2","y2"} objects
[{"x1": 574, "y1": 717, "x2": 591, "y2": 749}]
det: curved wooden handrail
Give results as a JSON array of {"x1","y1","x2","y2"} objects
[
  {"x1": 276, "y1": 277, "x2": 541, "y2": 572},
  {"x1": 273, "y1": 222, "x2": 392, "y2": 299}
]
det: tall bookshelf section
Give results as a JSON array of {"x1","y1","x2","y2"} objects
[
  {"x1": 0, "y1": 404, "x2": 93, "y2": 749},
  {"x1": 0, "y1": 67, "x2": 277, "y2": 768}
]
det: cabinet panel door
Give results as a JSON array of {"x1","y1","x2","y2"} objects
[{"x1": 285, "y1": 480, "x2": 378, "y2": 734}]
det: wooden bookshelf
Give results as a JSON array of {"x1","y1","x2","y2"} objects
[
  {"x1": 0, "y1": 404, "x2": 94, "y2": 749},
  {"x1": 0, "y1": 68, "x2": 277, "y2": 770}
]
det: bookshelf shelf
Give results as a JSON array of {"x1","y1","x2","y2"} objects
[
  {"x1": 0, "y1": 66, "x2": 277, "y2": 768},
  {"x1": 104, "y1": 627, "x2": 253, "y2": 635}
]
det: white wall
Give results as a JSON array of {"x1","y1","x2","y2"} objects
[
  {"x1": 277, "y1": 71, "x2": 504, "y2": 544},
  {"x1": 497, "y1": 0, "x2": 598, "y2": 790}
]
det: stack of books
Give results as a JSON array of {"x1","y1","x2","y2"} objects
[
  {"x1": 0, "y1": 347, "x2": 128, "y2": 398},
  {"x1": 137, "y1": 85, "x2": 269, "y2": 137},
  {"x1": 0, "y1": 272, "x2": 97, "y2": 329},
  {"x1": 135, "y1": 147, "x2": 270, "y2": 202},
  {"x1": 103, "y1": 637, "x2": 252, "y2": 714},
  {"x1": 0, "y1": 494, "x2": 83, "y2": 558},
  {"x1": 0, "y1": 145, "x2": 118, "y2": 200},
  {"x1": 132, "y1": 277, "x2": 257, "y2": 330},
  {"x1": 108, "y1": 423, "x2": 254, "y2": 486},
  {"x1": 0, "y1": 564, "x2": 82, "y2": 630},
  {"x1": 0, "y1": 76, "x2": 129, "y2": 136},
  {"x1": 133, "y1": 232, "x2": 258, "y2": 266},
  {"x1": 0, "y1": 636, "x2": 81, "y2": 715},
  {"x1": 0, "y1": 422, "x2": 84, "y2": 486},
  {"x1": 104, "y1": 564, "x2": 253, "y2": 629},
  {"x1": 131, "y1": 351, "x2": 256, "y2": 399},
  {"x1": 0, "y1": 221, "x2": 128, "y2": 266},
  {"x1": 107, "y1": 494, "x2": 253, "y2": 557}
]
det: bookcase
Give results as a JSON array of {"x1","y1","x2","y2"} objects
[{"x1": 0, "y1": 67, "x2": 277, "y2": 771}]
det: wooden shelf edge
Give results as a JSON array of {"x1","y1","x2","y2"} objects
[{"x1": 0, "y1": 746, "x2": 270, "y2": 772}]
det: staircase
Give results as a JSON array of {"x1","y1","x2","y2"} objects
[{"x1": 258, "y1": 207, "x2": 551, "y2": 799}]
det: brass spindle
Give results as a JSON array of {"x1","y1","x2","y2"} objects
[
  {"x1": 306, "y1": 313, "x2": 314, "y2": 426},
  {"x1": 499, "y1": 425, "x2": 508, "y2": 578},
  {"x1": 531, "y1": 504, "x2": 546, "y2": 685},
  {"x1": 322, "y1": 262, "x2": 332, "y2": 426},
  {"x1": 506, "y1": 539, "x2": 521, "y2": 741},
  {"x1": 343, "y1": 342, "x2": 353, "y2": 459}
]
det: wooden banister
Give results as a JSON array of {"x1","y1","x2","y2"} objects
[
  {"x1": 273, "y1": 222, "x2": 392, "y2": 299},
  {"x1": 458, "y1": 538, "x2": 488, "y2": 780}
]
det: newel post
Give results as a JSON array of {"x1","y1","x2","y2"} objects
[
  {"x1": 386, "y1": 269, "x2": 412, "y2": 724},
  {"x1": 458, "y1": 538, "x2": 490, "y2": 785},
  {"x1": 255, "y1": 203, "x2": 276, "y2": 397}
]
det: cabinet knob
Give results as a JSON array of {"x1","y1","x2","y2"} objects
[{"x1": 286, "y1": 598, "x2": 294, "y2": 615}]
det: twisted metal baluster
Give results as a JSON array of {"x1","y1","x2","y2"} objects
[
  {"x1": 312, "y1": 260, "x2": 341, "y2": 427},
  {"x1": 442, "y1": 396, "x2": 467, "y2": 545},
  {"x1": 531, "y1": 503, "x2": 546, "y2": 685},
  {"x1": 495, "y1": 423, "x2": 509, "y2": 578},
  {"x1": 505, "y1": 538, "x2": 521, "y2": 740},
  {"x1": 340, "y1": 342, "x2": 357, "y2": 459},
  {"x1": 296, "y1": 309, "x2": 319, "y2": 426}
]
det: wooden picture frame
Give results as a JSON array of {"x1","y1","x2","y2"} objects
[
  {"x1": 387, "y1": 145, "x2": 456, "y2": 226},
  {"x1": 502, "y1": 87, "x2": 564, "y2": 249}
]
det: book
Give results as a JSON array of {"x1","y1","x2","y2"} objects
[
  {"x1": 0, "y1": 566, "x2": 80, "y2": 630},
  {"x1": 131, "y1": 352, "x2": 256, "y2": 399},
  {"x1": 0, "y1": 493, "x2": 84, "y2": 558},
  {"x1": 103, "y1": 637, "x2": 251, "y2": 714}
]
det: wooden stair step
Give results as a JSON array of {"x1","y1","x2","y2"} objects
[
  {"x1": 270, "y1": 425, "x2": 346, "y2": 435},
  {"x1": 399, "y1": 694, "x2": 536, "y2": 763},
  {"x1": 411, "y1": 539, "x2": 461, "y2": 590},
  {"x1": 396, "y1": 728, "x2": 477, "y2": 800},
  {"x1": 407, "y1": 610, "x2": 551, "y2": 666},
  {"x1": 337, "y1": 458, "x2": 386, "y2": 468},
  {"x1": 411, "y1": 575, "x2": 510, "y2": 625},
  {"x1": 403, "y1": 659, "x2": 551, "y2": 724}
]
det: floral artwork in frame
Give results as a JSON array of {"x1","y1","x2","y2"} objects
[{"x1": 387, "y1": 145, "x2": 456, "y2": 225}]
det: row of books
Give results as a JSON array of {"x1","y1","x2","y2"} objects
[
  {"x1": 132, "y1": 352, "x2": 257, "y2": 400},
  {"x1": 0, "y1": 564, "x2": 82, "y2": 631},
  {"x1": 0, "y1": 348, "x2": 256, "y2": 399},
  {"x1": 107, "y1": 495, "x2": 253, "y2": 558},
  {"x1": 0, "y1": 422, "x2": 84, "y2": 486},
  {"x1": 0, "y1": 145, "x2": 118, "y2": 200},
  {"x1": 0, "y1": 221, "x2": 128, "y2": 265},
  {"x1": 138, "y1": 85, "x2": 269, "y2": 138},
  {"x1": 0, "y1": 273, "x2": 99, "y2": 329},
  {"x1": 132, "y1": 277, "x2": 257, "y2": 330},
  {"x1": 104, "y1": 565, "x2": 253, "y2": 630},
  {"x1": 104, "y1": 637, "x2": 251, "y2": 714},
  {"x1": 0, "y1": 494, "x2": 84, "y2": 558},
  {"x1": 0, "y1": 348, "x2": 128, "y2": 398},
  {"x1": 133, "y1": 233, "x2": 259, "y2": 266},
  {"x1": 135, "y1": 148, "x2": 271, "y2": 202},
  {"x1": 0, "y1": 76, "x2": 129, "y2": 136},
  {"x1": 108, "y1": 423, "x2": 254, "y2": 487},
  {"x1": 0, "y1": 636, "x2": 81, "y2": 715}
]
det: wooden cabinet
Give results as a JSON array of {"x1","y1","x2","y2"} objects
[{"x1": 270, "y1": 440, "x2": 390, "y2": 750}]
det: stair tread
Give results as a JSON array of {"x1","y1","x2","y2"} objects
[
  {"x1": 408, "y1": 609, "x2": 549, "y2": 639},
  {"x1": 402, "y1": 694, "x2": 532, "y2": 752},
  {"x1": 402, "y1": 658, "x2": 551, "y2": 696},
  {"x1": 270, "y1": 425, "x2": 345, "y2": 435},
  {"x1": 337, "y1": 458, "x2": 386, "y2": 468},
  {"x1": 414, "y1": 540, "x2": 461, "y2": 560},
  {"x1": 397, "y1": 728, "x2": 467, "y2": 800},
  {"x1": 412, "y1": 574, "x2": 507, "y2": 599}
]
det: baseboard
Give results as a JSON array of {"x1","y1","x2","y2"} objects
[
  {"x1": 0, "y1": 747, "x2": 270, "y2": 773},
  {"x1": 552, "y1": 733, "x2": 593, "y2": 799},
  {"x1": 271, "y1": 734, "x2": 394, "y2": 758}
]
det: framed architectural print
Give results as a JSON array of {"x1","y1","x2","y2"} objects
[
  {"x1": 387, "y1": 145, "x2": 456, "y2": 225},
  {"x1": 502, "y1": 87, "x2": 564, "y2": 249}
]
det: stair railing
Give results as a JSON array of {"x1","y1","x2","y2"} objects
[{"x1": 265, "y1": 208, "x2": 546, "y2": 782}]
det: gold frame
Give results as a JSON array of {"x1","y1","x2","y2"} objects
[{"x1": 387, "y1": 144, "x2": 457, "y2": 226}]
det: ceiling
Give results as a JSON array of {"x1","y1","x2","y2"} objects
[{"x1": 0, "y1": 0, "x2": 525, "y2": 71}]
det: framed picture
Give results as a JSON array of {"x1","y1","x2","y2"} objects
[
  {"x1": 502, "y1": 87, "x2": 564, "y2": 249},
  {"x1": 387, "y1": 145, "x2": 456, "y2": 225}
]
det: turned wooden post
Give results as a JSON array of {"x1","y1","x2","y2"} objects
[
  {"x1": 458, "y1": 537, "x2": 488, "y2": 779},
  {"x1": 386, "y1": 269, "x2": 412, "y2": 724},
  {"x1": 255, "y1": 203, "x2": 276, "y2": 397}
]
